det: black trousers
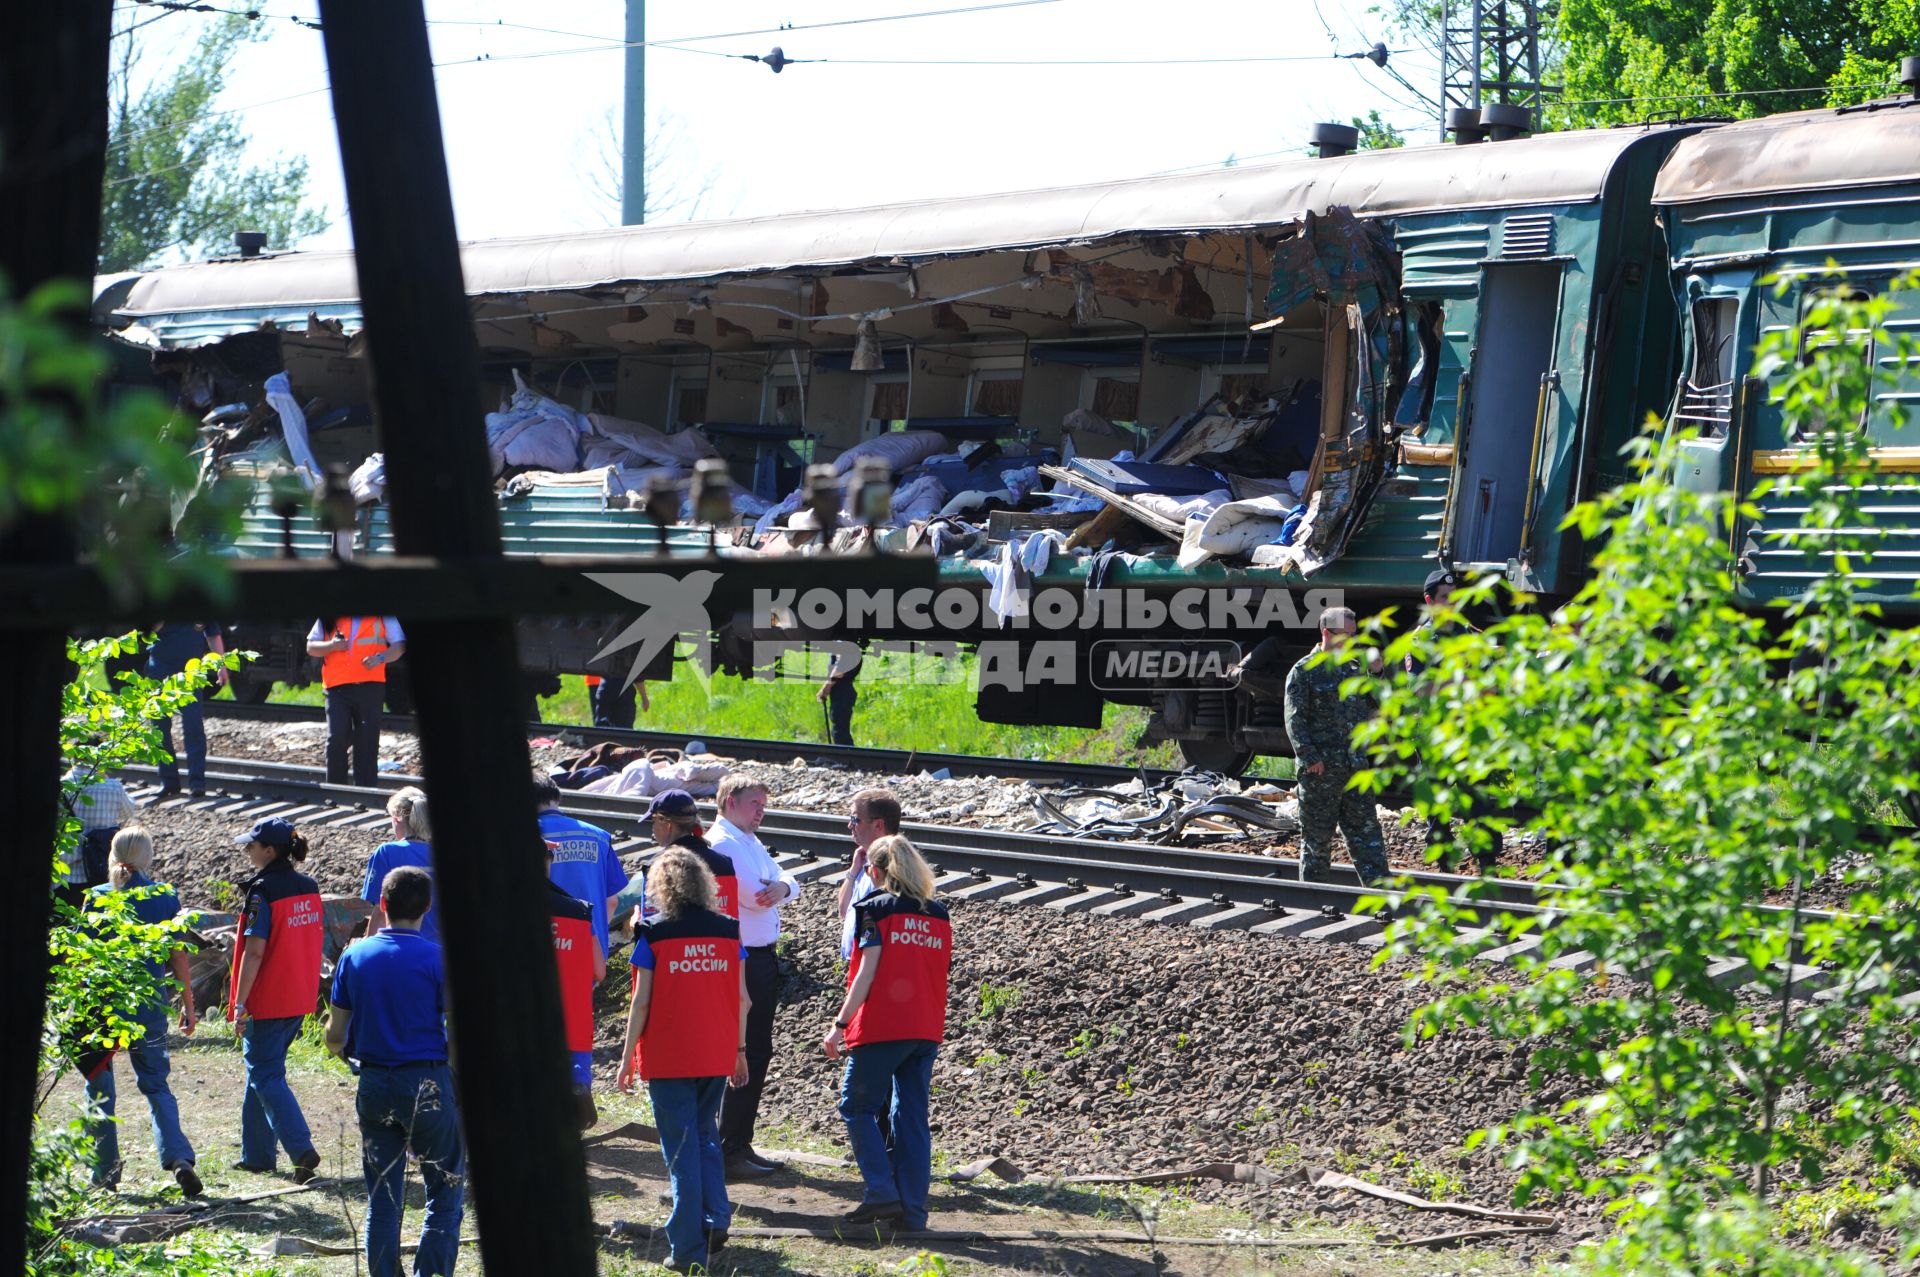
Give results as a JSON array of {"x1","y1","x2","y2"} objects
[
  {"x1": 325, "y1": 681, "x2": 385, "y2": 787},
  {"x1": 590, "y1": 680, "x2": 636, "y2": 729},
  {"x1": 719, "y1": 945, "x2": 779, "y2": 1157},
  {"x1": 827, "y1": 681, "x2": 857, "y2": 747}
]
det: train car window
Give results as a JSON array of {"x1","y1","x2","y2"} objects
[
  {"x1": 1794, "y1": 285, "x2": 1875, "y2": 439},
  {"x1": 1680, "y1": 298, "x2": 1738, "y2": 438},
  {"x1": 868, "y1": 376, "x2": 910, "y2": 430},
  {"x1": 969, "y1": 370, "x2": 1023, "y2": 418},
  {"x1": 1212, "y1": 368, "x2": 1271, "y2": 412},
  {"x1": 670, "y1": 378, "x2": 707, "y2": 427},
  {"x1": 1086, "y1": 372, "x2": 1141, "y2": 436},
  {"x1": 1394, "y1": 302, "x2": 1445, "y2": 432}
]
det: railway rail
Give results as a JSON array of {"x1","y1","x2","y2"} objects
[
  {"x1": 118, "y1": 755, "x2": 1850, "y2": 998},
  {"x1": 121, "y1": 755, "x2": 1532, "y2": 936},
  {"x1": 199, "y1": 699, "x2": 1287, "y2": 788}
]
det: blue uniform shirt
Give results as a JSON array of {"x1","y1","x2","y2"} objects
[
  {"x1": 539, "y1": 808, "x2": 626, "y2": 953},
  {"x1": 88, "y1": 871, "x2": 182, "y2": 981},
  {"x1": 146, "y1": 623, "x2": 221, "y2": 679},
  {"x1": 361, "y1": 840, "x2": 439, "y2": 945},
  {"x1": 329, "y1": 929, "x2": 449, "y2": 1067}
]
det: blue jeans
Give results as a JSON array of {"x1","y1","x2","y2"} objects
[
  {"x1": 155, "y1": 697, "x2": 206, "y2": 791},
  {"x1": 359, "y1": 1063, "x2": 464, "y2": 1277},
  {"x1": 839, "y1": 1039, "x2": 937, "y2": 1230},
  {"x1": 240, "y1": 1016, "x2": 315, "y2": 1168},
  {"x1": 648, "y1": 1076, "x2": 730, "y2": 1268},
  {"x1": 86, "y1": 1002, "x2": 194, "y2": 1181}
]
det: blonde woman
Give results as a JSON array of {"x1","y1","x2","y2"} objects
[
  {"x1": 617, "y1": 848, "x2": 749, "y2": 1273},
  {"x1": 85, "y1": 827, "x2": 201, "y2": 1196},
  {"x1": 362, "y1": 788, "x2": 437, "y2": 942},
  {"x1": 820, "y1": 834, "x2": 952, "y2": 1231}
]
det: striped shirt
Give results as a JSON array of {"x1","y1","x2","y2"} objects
[{"x1": 65, "y1": 773, "x2": 135, "y2": 832}]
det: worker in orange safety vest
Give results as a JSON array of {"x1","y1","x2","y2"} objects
[{"x1": 305, "y1": 616, "x2": 405, "y2": 786}]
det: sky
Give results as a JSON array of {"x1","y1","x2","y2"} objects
[{"x1": 124, "y1": 0, "x2": 1444, "y2": 255}]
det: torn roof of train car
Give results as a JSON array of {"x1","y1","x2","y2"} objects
[
  {"x1": 109, "y1": 124, "x2": 1672, "y2": 349},
  {"x1": 1652, "y1": 103, "x2": 1920, "y2": 205}
]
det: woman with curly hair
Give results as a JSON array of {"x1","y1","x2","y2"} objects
[{"x1": 617, "y1": 848, "x2": 749, "y2": 1273}]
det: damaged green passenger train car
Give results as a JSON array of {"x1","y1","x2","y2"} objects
[
  {"x1": 1274, "y1": 122, "x2": 1703, "y2": 607},
  {"x1": 97, "y1": 118, "x2": 1703, "y2": 766},
  {"x1": 1650, "y1": 102, "x2": 1920, "y2": 614}
]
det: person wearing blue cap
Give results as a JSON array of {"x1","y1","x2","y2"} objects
[
  {"x1": 326, "y1": 866, "x2": 463, "y2": 1277},
  {"x1": 227, "y1": 816, "x2": 324, "y2": 1183},
  {"x1": 641, "y1": 790, "x2": 738, "y2": 922}
]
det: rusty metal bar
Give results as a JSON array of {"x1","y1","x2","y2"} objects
[
  {"x1": 0, "y1": 2, "x2": 113, "y2": 1269},
  {"x1": 0, "y1": 551, "x2": 934, "y2": 628},
  {"x1": 313, "y1": 2, "x2": 595, "y2": 1272}
]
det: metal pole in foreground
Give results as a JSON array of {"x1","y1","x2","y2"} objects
[
  {"x1": 314, "y1": 2, "x2": 596, "y2": 1273},
  {"x1": 0, "y1": 4, "x2": 112, "y2": 1270},
  {"x1": 623, "y1": 0, "x2": 646, "y2": 224}
]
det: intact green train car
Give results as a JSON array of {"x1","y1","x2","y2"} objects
[{"x1": 1650, "y1": 103, "x2": 1920, "y2": 613}]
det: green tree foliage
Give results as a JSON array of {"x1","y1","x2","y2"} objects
[
  {"x1": 1351, "y1": 109, "x2": 1407, "y2": 149},
  {"x1": 99, "y1": 16, "x2": 328, "y2": 272},
  {"x1": 0, "y1": 278, "x2": 246, "y2": 599},
  {"x1": 47, "y1": 634, "x2": 248, "y2": 1082},
  {"x1": 1359, "y1": 274, "x2": 1920, "y2": 1271},
  {"x1": 1552, "y1": 0, "x2": 1919, "y2": 125},
  {"x1": 33, "y1": 636, "x2": 261, "y2": 1275}
]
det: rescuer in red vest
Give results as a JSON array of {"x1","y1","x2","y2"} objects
[
  {"x1": 544, "y1": 838, "x2": 605, "y2": 1130},
  {"x1": 821, "y1": 834, "x2": 952, "y2": 1232},
  {"x1": 305, "y1": 615, "x2": 405, "y2": 786},
  {"x1": 617, "y1": 848, "x2": 749, "y2": 1274},
  {"x1": 636, "y1": 789, "x2": 737, "y2": 922},
  {"x1": 227, "y1": 816, "x2": 324, "y2": 1183}
]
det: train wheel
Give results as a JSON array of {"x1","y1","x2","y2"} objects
[
  {"x1": 227, "y1": 672, "x2": 275, "y2": 705},
  {"x1": 1177, "y1": 736, "x2": 1255, "y2": 777}
]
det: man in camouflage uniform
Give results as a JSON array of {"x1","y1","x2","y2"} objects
[{"x1": 1284, "y1": 605, "x2": 1390, "y2": 884}]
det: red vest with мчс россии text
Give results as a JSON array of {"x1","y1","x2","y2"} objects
[
  {"x1": 321, "y1": 617, "x2": 392, "y2": 689},
  {"x1": 845, "y1": 892, "x2": 952, "y2": 1049},
  {"x1": 228, "y1": 862, "x2": 324, "y2": 1021},
  {"x1": 549, "y1": 884, "x2": 596, "y2": 1054},
  {"x1": 673, "y1": 833, "x2": 738, "y2": 920},
  {"x1": 631, "y1": 909, "x2": 740, "y2": 1080}
]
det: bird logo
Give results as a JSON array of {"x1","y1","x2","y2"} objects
[{"x1": 585, "y1": 570, "x2": 723, "y2": 692}]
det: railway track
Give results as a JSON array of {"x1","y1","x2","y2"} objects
[
  {"x1": 118, "y1": 756, "x2": 1845, "y2": 997},
  {"x1": 121, "y1": 756, "x2": 1540, "y2": 943},
  {"x1": 200, "y1": 699, "x2": 1286, "y2": 788}
]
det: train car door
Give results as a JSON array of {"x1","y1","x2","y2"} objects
[{"x1": 1447, "y1": 262, "x2": 1561, "y2": 566}]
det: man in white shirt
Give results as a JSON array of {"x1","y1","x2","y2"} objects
[{"x1": 705, "y1": 776, "x2": 798, "y2": 1177}]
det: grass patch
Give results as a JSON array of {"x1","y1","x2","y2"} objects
[
  {"x1": 974, "y1": 980, "x2": 1022, "y2": 1021},
  {"x1": 258, "y1": 648, "x2": 1311, "y2": 773}
]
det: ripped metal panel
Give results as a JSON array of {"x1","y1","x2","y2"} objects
[{"x1": 1254, "y1": 208, "x2": 1405, "y2": 578}]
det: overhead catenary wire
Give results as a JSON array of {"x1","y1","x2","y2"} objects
[
  {"x1": 1551, "y1": 80, "x2": 1903, "y2": 110},
  {"x1": 790, "y1": 49, "x2": 1408, "y2": 67},
  {"x1": 430, "y1": 0, "x2": 1064, "y2": 64},
  {"x1": 126, "y1": 0, "x2": 320, "y2": 29}
]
